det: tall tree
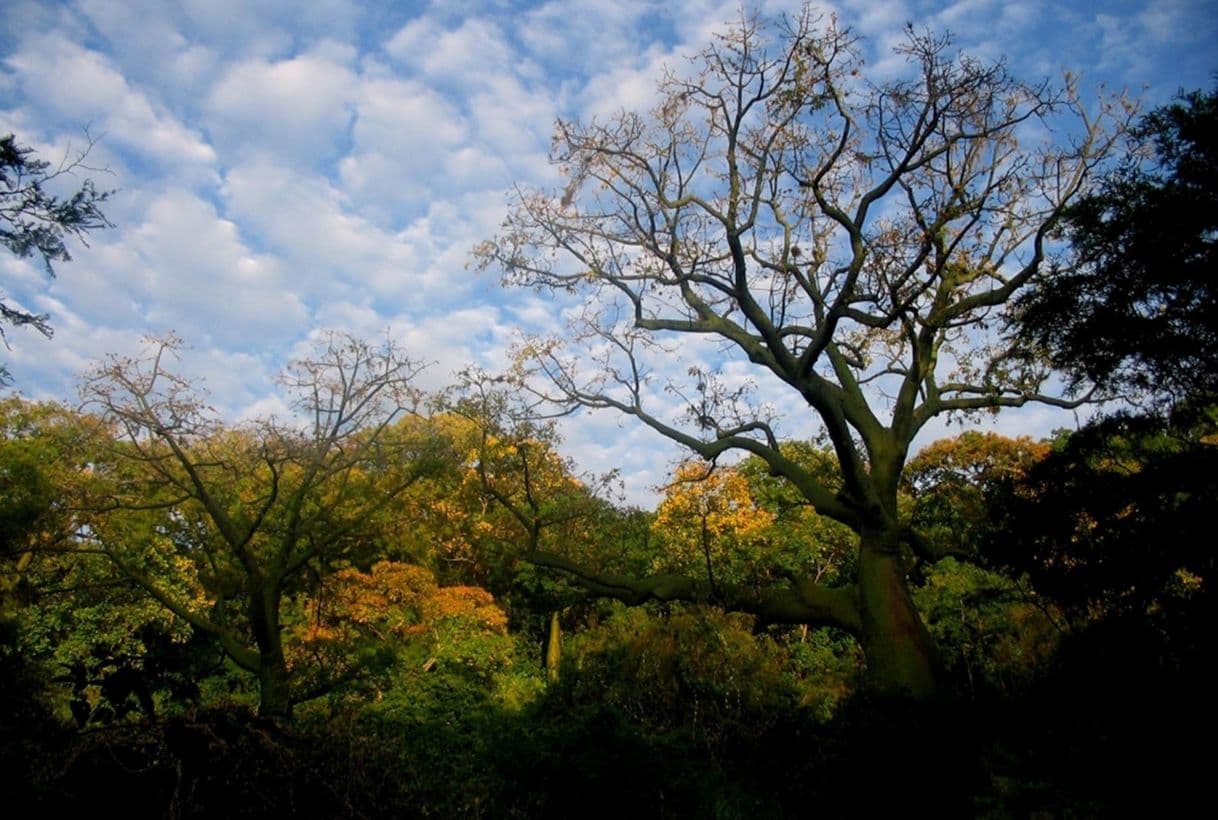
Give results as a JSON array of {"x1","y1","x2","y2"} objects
[
  {"x1": 78, "y1": 332, "x2": 448, "y2": 718},
  {"x1": 651, "y1": 461, "x2": 775, "y2": 590},
  {"x1": 477, "y1": 7, "x2": 1128, "y2": 698},
  {"x1": 650, "y1": 453, "x2": 855, "y2": 595},
  {"x1": 1011, "y1": 86, "x2": 1218, "y2": 406},
  {"x1": 1, "y1": 133, "x2": 112, "y2": 383}
]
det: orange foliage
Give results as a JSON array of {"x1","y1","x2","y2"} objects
[
  {"x1": 289, "y1": 560, "x2": 508, "y2": 664},
  {"x1": 428, "y1": 585, "x2": 508, "y2": 633}
]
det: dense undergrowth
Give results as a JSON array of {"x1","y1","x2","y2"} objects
[{"x1": 4, "y1": 599, "x2": 1209, "y2": 819}]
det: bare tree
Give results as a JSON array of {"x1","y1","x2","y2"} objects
[
  {"x1": 79, "y1": 332, "x2": 448, "y2": 718},
  {"x1": 476, "y1": 7, "x2": 1131, "y2": 698}
]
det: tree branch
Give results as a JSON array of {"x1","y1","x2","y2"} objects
[{"x1": 523, "y1": 549, "x2": 862, "y2": 635}]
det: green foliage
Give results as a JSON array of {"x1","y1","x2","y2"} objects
[
  {"x1": 985, "y1": 409, "x2": 1216, "y2": 637},
  {"x1": 645, "y1": 445, "x2": 858, "y2": 592},
  {"x1": 1012, "y1": 86, "x2": 1218, "y2": 404},
  {"x1": 1, "y1": 399, "x2": 212, "y2": 725},
  {"x1": 17, "y1": 560, "x2": 194, "y2": 725},
  {"x1": 74, "y1": 333, "x2": 451, "y2": 717},
  {"x1": 12, "y1": 19, "x2": 1213, "y2": 817},
  {"x1": 291, "y1": 617, "x2": 547, "y2": 816},
  {"x1": 558, "y1": 603, "x2": 863, "y2": 752},
  {"x1": 737, "y1": 443, "x2": 858, "y2": 584},
  {"x1": 0, "y1": 399, "x2": 100, "y2": 566},
  {"x1": 285, "y1": 559, "x2": 522, "y2": 713},
  {"x1": 904, "y1": 431, "x2": 1049, "y2": 559},
  {"x1": 781, "y1": 626, "x2": 864, "y2": 720},
  {"x1": 914, "y1": 559, "x2": 1059, "y2": 697}
]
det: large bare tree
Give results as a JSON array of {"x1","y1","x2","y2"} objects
[{"x1": 476, "y1": 8, "x2": 1130, "y2": 698}]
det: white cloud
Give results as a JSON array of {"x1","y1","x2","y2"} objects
[
  {"x1": 575, "y1": 46, "x2": 675, "y2": 119},
  {"x1": 220, "y1": 158, "x2": 500, "y2": 320},
  {"x1": 3, "y1": 0, "x2": 1211, "y2": 509},
  {"x1": 205, "y1": 50, "x2": 357, "y2": 163},
  {"x1": 24, "y1": 188, "x2": 306, "y2": 358},
  {"x1": 1134, "y1": 0, "x2": 1212, "y2": 45},
  {"x1": 519, "y1": 0, "x2": 667, "y2": 74},
  {"x1": 293, "y1": 303, "x2": 517, "y2": 395},
  {"x1": 384, "y1": 16, "x2": 521, "y2": 87},
  {"x1": 4, "y1": 306, "x2": 150, "y2": 401},
  {"x1": 128, "y1": 190, "x2": 307, "y2": 344},
  {"x1": 221, "y1": 160, "x2": 372, "y2": 269},
  {"x1": 75, "y1": 0, "x2": 222, "y2": 104},
  {"x1": 3, "y1": 34, "x2": 216, "y2": 172},
  {"x1": 465, "y1": 73, "x2": 559, "y2": 167},
  {"x1": 378, "y1": 15, "x2": 558, "y2": 184},
  {"x1": 339, "y1": 74, "x2": 469, "y2": 218}
]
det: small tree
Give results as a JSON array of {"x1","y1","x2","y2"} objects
[
  {"x1": 903, "y1": 431, "x2": 1049, "y2": 562},
  {"x1": 1, "y1": 133, "x2": 112, "y2": 382},
  {"x1": 79, "y1": 332, "x2": 448, "y2": 718},
  {"x1": 477, "y1": 7, "x2": 1128, "y2": 698}
]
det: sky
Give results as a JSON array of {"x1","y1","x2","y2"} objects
[{"x1": 2, "y1": 0, "x2": 1215, "y2": 507}]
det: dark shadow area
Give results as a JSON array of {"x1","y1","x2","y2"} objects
[{"x1": 6, "y1": 606, "x2": 1209, "y2": 819}]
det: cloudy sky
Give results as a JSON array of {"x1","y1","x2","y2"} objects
[{"x1": 2, "y1": 0, "x2": 1215, "y2": 506}]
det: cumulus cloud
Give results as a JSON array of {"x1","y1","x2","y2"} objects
[
  {"x1": 3, "y1": 0, "x2": 1211, "y2": 507},
  {"x1": 7, "y1": 185, "x2": 306, "y2": 390},
  {"x1": 384, "y1": 16, "x2": 521, "y2": 87},
  {"x1": 379, "y1": 15, "x2": 558, "y2": 183},
  {"x1": 75, "y1": 0, "x2": 222, "y2": 105},
  {"x1": 178, "y1": 0, "x2": 365, "y2": 58},
  {"x1": 205, "y1": 50, "x2": 358, "y2": 164},
  {"x1": 516, "y1": 0, "x2": 713, "y2": 79},
  {"x1": 126, "y1": 190, "x2": 307, "y2": 344},
  {"x1": 338, "y1": 73, "x2": 469, "y2": 218},
  {"x1": 3, "y1": 33, "x2": 216, "y2": 173},
  {"x1": 220, "y1": 158, "x2": 468, "y2": 310}
]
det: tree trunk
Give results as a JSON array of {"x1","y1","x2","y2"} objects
[
  {"x1": 856, "y1": 529, "x2": 940, "y2": 700},
  {"x1": 544, "y1": 610, "x2": 562, "y2": 682},
  {"x1": 248, "y1": 582, "x2": 292, "y2": 719},
  {"x1": 257, "y1": 652, "x2": 293, "y2": 720}
]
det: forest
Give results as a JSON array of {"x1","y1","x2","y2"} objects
[{"x1": 2, "y1": 9, "x2": 1214, "y2": 818}]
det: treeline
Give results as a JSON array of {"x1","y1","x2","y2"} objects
[{"x1": 2, "y1": 348, "x2": 1212, "y2": 814}]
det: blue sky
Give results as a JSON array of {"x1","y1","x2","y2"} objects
[{"x1": 2, "y1": 0, "x2": 1215, "y2": 506}]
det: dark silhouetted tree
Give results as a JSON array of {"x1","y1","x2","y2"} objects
[
  {"x1": 1, "y1": 133, "x2": 112, "y2": 382},
  {"x1": 1012, "y1": 86, "x2": 1218, "y2": 406}
]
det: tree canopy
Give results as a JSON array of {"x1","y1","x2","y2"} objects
[
  {"x1": 5, "y1": 10, "x2": 1213, "y2": 816},
  {"x1": 76, "y1": 332, "x2": 449, "y2": 717}
]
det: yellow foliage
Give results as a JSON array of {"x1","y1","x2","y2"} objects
[
  {"x1": 650, "y1": 461, "x2": 778, "y2": 579},
  {"x1": 427, "y1": 586, "x2": 509, "y2": 633},
  {"x1": 655, "y1": 462, "x2": 773, "y2": 539}
]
